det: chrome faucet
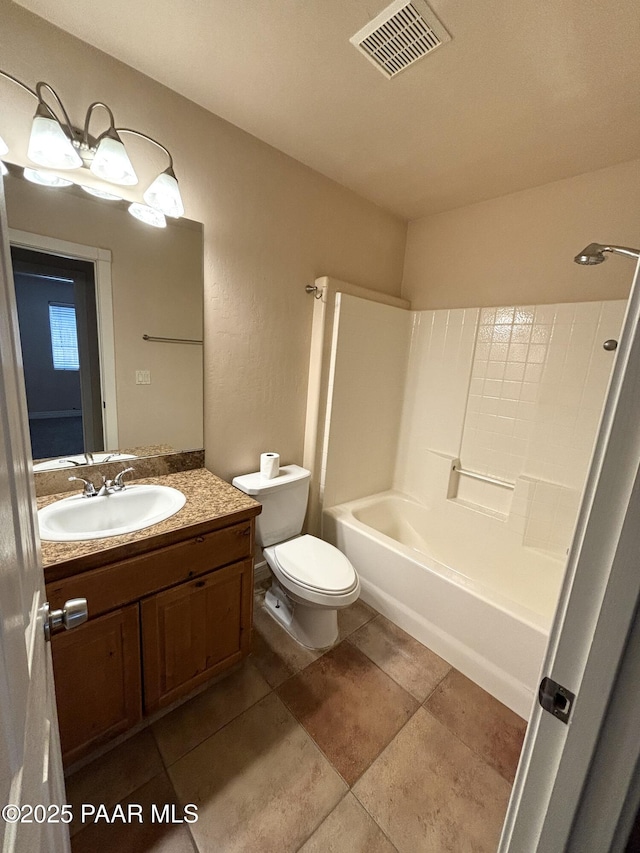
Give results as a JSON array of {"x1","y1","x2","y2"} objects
[
  {"x1": 68, "y1": 476, "x2": 98, "y2": 497},
  {"x1": 113, "y1": 467, "x2": 135, "y2": 490},
  {"x1": 69, "y1": 466, "x2": 134, "y2": 497},
  {"x1": 97, "y1": 466, "x2": 135, "y2": 496}
]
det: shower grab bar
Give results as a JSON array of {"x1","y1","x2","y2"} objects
[
  {"x1": 452, "y1": 464, "x2": 515, "y2": 490},
  {"x1": 143, "y1": 334, "x2": 203, "y2": 345}
]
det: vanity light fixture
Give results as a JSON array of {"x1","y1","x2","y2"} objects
[
  {"x1": 27, "y1": 93, "x2": 83, "y2": 170},
  {"x1": 81, "y1": 185, "x2": 123, "y2": 201},
  {"x1": 128, "y1": 202, "x2": 167, "y2": 229},
  {"x1": 23, "y1": 167, "x2": 73, "y2": 188},
  {"x1": 0, "y1": 69, "x2": 185, "y2": 221},
  {"x1": 143, "y1": 166, "x2": 184, "y2": 218}
]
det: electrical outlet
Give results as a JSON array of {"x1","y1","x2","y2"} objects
[{"x1": 135, "y1": 370, "x2": 151, "y2": 385}]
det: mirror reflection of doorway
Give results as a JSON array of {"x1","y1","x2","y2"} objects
[{"x1": 11, "y1": 247, "x2": 104, "y2": 460}]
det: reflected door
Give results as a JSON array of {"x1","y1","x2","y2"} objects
[{"x1": 11, "y1": 246, "x2": 103, "y2": 460}]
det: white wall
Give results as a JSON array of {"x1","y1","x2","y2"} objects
[{"x1": 321, "y1": 294, "x2": 410, "y2": 509}]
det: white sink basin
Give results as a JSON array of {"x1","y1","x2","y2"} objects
[
  {"x1": 33, "y1": 452, "x2": 137, "y2": 472},
  {"x1": 38, "y1": 484, "x2": 186, "y2": 542}
]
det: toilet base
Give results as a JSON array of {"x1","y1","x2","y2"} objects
[{"x1": 264, "y1": 580, "x2": 339, "y2": 650}]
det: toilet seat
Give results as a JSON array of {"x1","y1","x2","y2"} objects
[{"x1": 270, "y1": 534, "x2": 357, "y2": 595}]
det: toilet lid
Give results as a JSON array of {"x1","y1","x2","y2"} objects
[{"x1": 273, "y1": 535, "x2": 357, "y2": 594}]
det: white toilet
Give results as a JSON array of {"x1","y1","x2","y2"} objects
[{"x1": 232, "y1": 464, "x2": 360, "y2": 649}]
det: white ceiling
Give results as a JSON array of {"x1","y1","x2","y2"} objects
[{"x1": 15, "y1": 0, "x2": 640, "y2": 220}]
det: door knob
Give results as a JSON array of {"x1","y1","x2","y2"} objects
[{"x1": 43, "y1": 598, "x2": 88, "y2": 642}]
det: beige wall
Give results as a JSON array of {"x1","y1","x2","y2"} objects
[
  {"x1": 0, "y1": 3, "x2": 407, "y2": 482},
  {"x1": 5, "y1": 174, "x2": 204, "y2": 452},
  {"x1": 403, "y1": 159, "x2": 640, "y2": 310}
]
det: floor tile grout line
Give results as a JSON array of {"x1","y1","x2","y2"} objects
[
  {"x1": 346, "y1": 613, "x2": 522, "y2": 783},
  {"x1": 158, "y1": 765, "x2": 200, "y2": 853},
  {"x1": 348, "y1": 788, "x2": 401, "y2": 852},
  {"x1": 421, "y1": 672, "x2": 526, "y2": 783},
  {"x1": 347, "y1": 695, "x2": 426, "y2": 789},
  {"x1": 420, "y1": 705, "x2": 518, "y2": 786},
  {"x1": 348, "y1": 700, "x2": 514, "y2": 848},
  {"x1": 278, "y1": 644, "x2": 426, "y2": 792},
  {"x1": 157, "y1": 683, "x2": 276, "y2": 771},
  {"x1": 66, "y1": 730, "x2": 166, "y2": 831},
  {"x1": 275, "y1": 683, "x2": 356, "y2": 789},
  {"x1": 269, "y1": 613, "x2": 440, "y2": 790},
  {"x1": 345, "y1": 613, "x2": 455, "y2": 704},
  {"x1": 346, "y1": 706, "x2": 430, "y2": 850},
  {"x1": 341, "y1": 634, "x2": 442, "y2": 706},
  {"x1": 420, "y1": 666, "x2": 453, "y2": 706},
  {"x1": 291, "y1": 790, "x2": 352, "y2": 853},
  {"x1": 70, "y1": 768, "x2": 198, "y2": 851},
  {"x1": 273, "y1": 696, "x2": 352, "y2": 847},
  {"x1": 338, "y1": 606, "x2": 378, "y2": 640},
  {"x1": 253, "y1": 600, "x2": 378, "y2": 685},
  {"x1": 164, "y1": 692, "x2": 348, "y2": 852},
  {"x1": 343, "y1": 611, "x2": 523, "y2": 784}
]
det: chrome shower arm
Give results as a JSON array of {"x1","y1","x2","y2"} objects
[
  {"x1": 600, "y1": 245, "x2": 640, "y2": 260},
  {"x1": 574, "y1": 242, "x2": 640, "y2": 265}
]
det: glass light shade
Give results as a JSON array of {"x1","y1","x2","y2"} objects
[
  {"x1": 0, "y1": 161, "x2": 8, "y2": 177},
  {"x1": 0, "y1": 135, "x2": 8, "y2": 156},
  {"x1": 143, "y1": 169, "x2": 184, "y2": 218},
  {"x1": 128, "y1": 203, "x2": 166, "y2": 228},
  {"x1": 27, "y1": 114, "x2": 82, "y2": 170},
  {"x1": 81, "y1": 185, "x2": 122, "y2": 201},
  {"x1": 91, "y1": 134, "x2": 138, "y2": 186},
  {"x1": 24, "y1": 168, "x2": 73, "y2": 188}
]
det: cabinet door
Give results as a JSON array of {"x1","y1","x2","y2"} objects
[
  {"x1": 141, "y1": 559, "x2": 252, "y2": 713},
  {"x1": 50, "y1": 604, "x2": 142, "y2": 766}
]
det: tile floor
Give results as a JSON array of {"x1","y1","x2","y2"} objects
[{"x1": 68, "y1": 588, "x2": 526, "y2": 852}]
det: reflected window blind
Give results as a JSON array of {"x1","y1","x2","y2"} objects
[{"x1": 48, "y1": 303, "x2": 80, "y2": 370}]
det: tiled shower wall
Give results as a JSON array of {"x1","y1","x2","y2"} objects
[
  {"x1": 394, "y1": 300, "x2": 625, "y2": 554},
  {"x1": 321, "y1": 292, "x2": 625, "y2": 558},
  {"x1": 394, "y1": 308, "x2": 479, "y2": 500}
]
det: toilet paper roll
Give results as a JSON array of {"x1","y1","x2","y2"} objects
[{"x1": 260, "y1": 452, "x2": 280, "y2": 479}]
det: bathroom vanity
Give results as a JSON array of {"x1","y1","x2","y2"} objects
[{"x1": 39, "y1": 469, "x2": 261, "y2": 767}]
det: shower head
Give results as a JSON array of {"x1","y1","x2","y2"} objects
[{"x1": 574, "y1": 242, "x2": 640, "y2": 265}]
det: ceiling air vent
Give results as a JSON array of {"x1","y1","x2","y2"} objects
[{"x1": 350, "y1": 0, "x2": 451, "y2": 79}]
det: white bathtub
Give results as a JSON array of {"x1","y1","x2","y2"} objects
[{"x1": 323, "y1": 491, "x2": 566, "y2": 718}]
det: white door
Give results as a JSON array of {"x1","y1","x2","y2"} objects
[
  {"x1": 500, "y1": 253, "x2": 640, "y2": 851},
  {"x1": 0, "y1": 183, "x2": 69, "y2": 851}
]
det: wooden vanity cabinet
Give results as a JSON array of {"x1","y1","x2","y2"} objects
[
  {"x1": 141, "y1": 558, "x2": 252, "y2": 713},
  {"x1": 46, "y1": 516, "x2": 255, "y2": 766},
  {"x1": 50, "y1": 605, "x2": 142, "y2": 767}
]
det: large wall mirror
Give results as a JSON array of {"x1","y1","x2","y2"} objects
[{"x1": 4, "y1": 169, "x2": 203, "y2": 471}]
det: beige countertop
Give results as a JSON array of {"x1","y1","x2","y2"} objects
[{"x1": 38, "y1": 468, "x2": 261, "y2": 580}]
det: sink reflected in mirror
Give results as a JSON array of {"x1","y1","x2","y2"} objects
[
  {"x1": 38, "y1": 484, "x2": 186, "y2": 542},
  {"x1": 33, "y1": 452, "x2": 137, "y2": 472}
]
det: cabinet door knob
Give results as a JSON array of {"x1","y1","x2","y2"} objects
[
  {"x1": 195, "y1": 536, "x2": 205, "y2": 543},
  {"x1": 43, "y1": 598, "x2": 88, "y2": 642},
  {"x1": 194, "y1": 580, "x2": 206, "y2": 588}
]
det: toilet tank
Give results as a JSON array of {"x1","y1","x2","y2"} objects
[{"x1": 232, "y1": 465, "x2": 311, "y2": 547}]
